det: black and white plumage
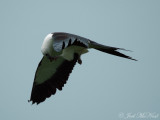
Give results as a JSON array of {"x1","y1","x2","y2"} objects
[{"x1": 29, "y1": 32, "x2": 136, "y2": 104}]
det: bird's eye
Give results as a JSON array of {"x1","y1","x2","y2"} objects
[{"x1": 46, "y1": 54, "x2": 49, "y2": 57}]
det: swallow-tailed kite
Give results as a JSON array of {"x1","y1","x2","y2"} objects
[{"x1": 29, "y1": 32, "x2": 136, "y2": 104}]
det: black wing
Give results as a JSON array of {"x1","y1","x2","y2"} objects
[{"x1": 29, "y1": 54, "x2": 79, "y2": 104}]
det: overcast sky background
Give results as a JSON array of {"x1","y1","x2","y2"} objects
[{"x1": 0, "y1": 0, "x2": 160, "y2": 120}]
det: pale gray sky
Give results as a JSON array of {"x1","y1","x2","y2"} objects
[{"x1": 0, "y1": 0, "x2": 160, "y2": 120}]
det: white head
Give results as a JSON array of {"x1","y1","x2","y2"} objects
[{"x1": 41, "y1": 33, "x2": 54, "y2": 58}]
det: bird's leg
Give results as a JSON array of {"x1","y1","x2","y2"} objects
[{"x1": 77, "y1": 56, "x2": 82, "y2": 65}]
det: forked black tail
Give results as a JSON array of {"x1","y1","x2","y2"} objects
[{"x1": 89, "y1": 41, "x2": 137, "y2": 61}]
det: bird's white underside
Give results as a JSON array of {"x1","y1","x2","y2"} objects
[
  {"x1": 36, "y1": 33, "x2": 89, "y2": 84},
  {"x1": 41, "y1": 33, "x2": 89, "y2": 61}
]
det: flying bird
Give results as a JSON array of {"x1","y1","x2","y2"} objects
[{"x1": 29, "y1": 32, "x2": 136, "y2": 104}]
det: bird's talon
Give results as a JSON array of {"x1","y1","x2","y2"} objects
[{"x1": 78, "y1": 58, "x2": 82, "y2": 64}]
